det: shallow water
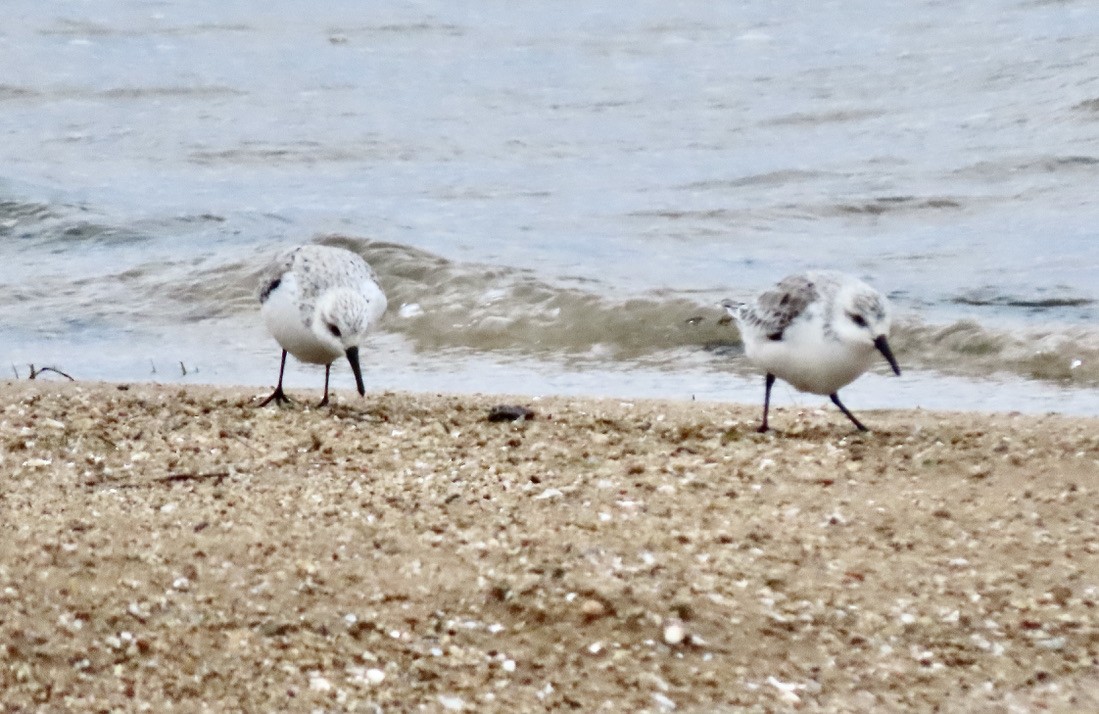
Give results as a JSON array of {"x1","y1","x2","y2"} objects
[{"x1": 2, "y1": 1, "x2": 1098, "y2": 413}]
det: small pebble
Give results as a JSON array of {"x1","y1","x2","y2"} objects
[
  {"x1": 663, "y1": 620, "x2": 687, "y2": 646},
  {"x1": 580, "y1": 599, "x2": 607, "y2": 620}
]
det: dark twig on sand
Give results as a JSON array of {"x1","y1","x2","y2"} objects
[
  {"x1": 28, "y1": 364, "x2": 75, "y2": 381},
  {"x1": 156, "y1": 471, "x2": 230, "y2": 485}
]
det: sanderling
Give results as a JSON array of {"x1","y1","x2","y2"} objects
[
  {"x1": 723, "y1": 270, "x2": 901, "y2": 432},
  {"x1": 257, "y1": 244, "x2": 387, "y2": 407}
]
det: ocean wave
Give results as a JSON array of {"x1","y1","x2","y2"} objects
[
  {"x1": 0, "y1": 199, "x2": 149, "y2": 247},
  {"x1": 40, "y1": 19, "x2": 251, "y2": 38},
  {"x1": 766, "y1": 108, "x2": 886, "y2": 126},
  {"x1": 188, "y1": 139, "x2": 428, "y2": 166},
  {"x1": 954, "y1": 155, "x2": 1099, "y2": 181},
  {"x1": 830, "y1": 196, "x2": 963, "y2": 215},
  {"x1": 318, "y1": 237, "x2": 1099, "y2": 386},
  {"x1": 952, "y1": 288, "x2": 1094, "y2": 309},
  {"x1": 6, "y1": 219, "x2": 1097, "y2": 388},
  {"x1": 319, "y1": 235, "x2": 737, "y2": 358},
  {"x1": 632, "y1": 194, "x2": 967, "y2": 224},
  {"x1": 892, "y1": 319, "x2": 1099, "y2": 384},
  {"x1": 0, "y1": 199, "x2": 55, "y2": 227}
]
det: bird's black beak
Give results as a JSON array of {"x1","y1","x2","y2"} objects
[
  {"x1": 874, "y1": 335, "x2": 901, "y2": 376},
  {"x1": 345, "y1": 346, "x2": 365, "y2": 396}
]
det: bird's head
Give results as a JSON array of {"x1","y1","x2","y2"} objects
[
  {"x1": 832, "y1": 282, "x2": 901, "y2": 375},
  {"x1": 313, "y1": 288, "x2": 385, "y2": 395}
]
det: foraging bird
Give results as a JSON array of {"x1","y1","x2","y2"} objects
[
  {"x1": 723, "y1": 270, "x2": 901, "y2": 432},
  {"x1": 257, "y1": 244, "x2": 387, "y2": 407}
]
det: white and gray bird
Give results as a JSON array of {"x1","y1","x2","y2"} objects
[
  {"x1": 722, "y1": 270, "x2": 901, "y2": 432},
  {"x1": 257, "y1": 244, "x2": 387, "y2": 407}
]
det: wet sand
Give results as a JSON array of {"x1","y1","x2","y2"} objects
[{"x1": 1, "y1": 380, "x2": 1097, "y2": 711}]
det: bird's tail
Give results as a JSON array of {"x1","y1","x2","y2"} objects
[{"x1": 719, "y1": 299, "x2": 747, "y2": 322}]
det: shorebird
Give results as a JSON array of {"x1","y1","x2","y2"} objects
[
  {"x1": 257, "y1": 244, "x2": 387, "y2": 407},
  {"x1": 723, "y1": 270, "x2": 901, "y2": 432}
]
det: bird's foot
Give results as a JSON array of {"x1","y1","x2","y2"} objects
[{"x1": 258, "y1": 386, "x2": 291, "y2": 407}]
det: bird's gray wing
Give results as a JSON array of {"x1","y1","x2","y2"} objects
[
  {"x1": 746, "y1": 273, "x2": 820, "y2": 341},
  {"x1": 257, "y1": 247, "x2": 299, "y2": 304}
]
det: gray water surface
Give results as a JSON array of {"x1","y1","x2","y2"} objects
[{"x1": 2, "y1": 1, "x2": 1098, "y2": 413}]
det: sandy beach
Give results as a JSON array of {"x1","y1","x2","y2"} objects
[{"x1": 1, "y1": 379, "x2": 1097, "y2": 711}]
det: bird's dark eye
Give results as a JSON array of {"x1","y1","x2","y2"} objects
[
  {"x1": 328, "y1": 324, "x2": 342, "y2": 337},
  {"x1": 848, "y1": 313, "x2": 868, "y2": 328}
]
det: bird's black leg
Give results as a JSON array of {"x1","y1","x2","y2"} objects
[
  {"x1": 317, "y1": 364, "x2": 332, "y2": 407},
  {"x1": 259, "y1": 350, "x2": 292, "y2": 407},
  {"x1": 758, "y1": 373, "x2": 776, "y2": 433},
  {"x1": 830, "y1": 392, "x2": 868, "y2": 432}
]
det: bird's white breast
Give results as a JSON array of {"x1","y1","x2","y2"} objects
[
  {"x1": 742, "y1": 314, "x2": 876, "y2": 395},
  {"x1": 261, "y1": 273, "x2": 342, "y2": 365}
]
